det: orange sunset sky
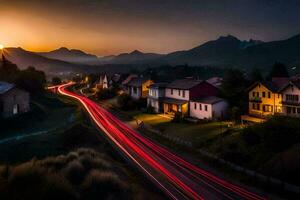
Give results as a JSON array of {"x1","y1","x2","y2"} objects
[{"x1": 1, "y1": 0, "x2": 300, "y2": 56}]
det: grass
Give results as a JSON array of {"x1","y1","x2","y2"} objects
[{"x1": 0, "y1": 92, "x2": 78, "y2": 140}]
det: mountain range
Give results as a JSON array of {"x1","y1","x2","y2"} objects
[{"x1": 3, "y1": 33, "x2": 300, "y2": 74}]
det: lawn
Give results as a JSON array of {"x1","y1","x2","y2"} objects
[
  {"x1": 128, "y1": 112, "x2": 231, "y2": 148},
  {"x1": 0, "y1": 92, "x2": 78, "y2": 140}
]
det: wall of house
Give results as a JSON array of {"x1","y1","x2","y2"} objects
[
  {"x1": 189, "y1": 82, "x2": 219, "y2": 99},
  {"x1": 147, "y1": 98, "x2": 160, "y2": 113},
  {"x1": 165, "y1": 88, "x2": 189, "y2": 100},
  {"x1": 248, "y1": 84, "x2": 282, "y2": 117},
  {"x1": 281, "y1": 84, "x2": 300, "y2": 115},
  {"x1": 0, "y1": 88, "x2": 30, "y2": 118},
  {"x1": 189, "y1": 101, "x2": 212, "y2": 119},
  {"x1": 130, "y1": 86, "x2": 142, "y2": 100},
  {"x1": 212, "y1": 101, "x2": 228, "y2": 119}
]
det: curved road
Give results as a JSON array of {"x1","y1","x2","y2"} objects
[{"x1": 56, "y1": 83, "x2": 267, "y2": 200}]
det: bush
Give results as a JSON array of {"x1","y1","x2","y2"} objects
[
  {"x1": 96, "y1": 89, "x2": 117, "y2": 100},
  {"x1": 172, "y1": 112, "x2": 183, "y2": 123},
  {"x1": 146, "y1": 106, "x2": 155, "y2": 114},
  {"x1": 0, "y1": 148, "x2": 132, "y2": 200},
  {"x1": 117, "y1": 93, "x2": 136, "y2": 110},
  {"x1": 81, "y1": 170, "x2": 131, "y2": 200}
]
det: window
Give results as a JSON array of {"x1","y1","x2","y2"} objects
[
  {"x1": 252, "y1": 103, "x2": 255, "y2": 109},
  {"x1": 252, "y1": 92, "x2": 255, "y2": 97},
  {"x1": 178, "y1": 90, "x2": 181, "y2": 96},
  {"x1": 205, "y1": 105, "x2": 208, "y2": 111},
  {"x1": 262, "y1": 92, "x2": 265, "y2": 98},
  {"x1": 278, "y1": 94, "x2": 280, "y2": 98},
  {"x1": 268, "y1": 92, "x2": 271, "y2": 98},
  {"x1": 171, "y1": 89, "x2": 173, "y2": 95},
  {"x1": 194, "y1": 103, "x2": 197, "y2": 109},
  {"x1": 297, "y1": 108, "x2": 300, "y2": 114},
  {"x1": 199, "y1": 104, "x2": 202, "y2": 110},
  {"x1": 286, "y1": 94, "x2": 299, "y2": 102},
  {"x1": 256, "y1": 92, "x2": 259, "y2": 97},
  {"x1": 257, "y1": 104, "x2": 260, "y2": 110},
  {"x1": 182, "y1": 90, "x2": 185, "y2": 98}
]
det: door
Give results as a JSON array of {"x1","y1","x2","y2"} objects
[{"x1": 13, "y1": 104, "x2": 19, "y2": 115}]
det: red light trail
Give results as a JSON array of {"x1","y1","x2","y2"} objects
[{"x1": 56, "y1": 83, "x2": 267, "y2": 200}]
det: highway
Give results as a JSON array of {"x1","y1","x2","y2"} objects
[{"x1": 56, "y1": 82, "x2": 267, "y2": 200}]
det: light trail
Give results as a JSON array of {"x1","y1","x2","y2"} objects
[{"x1": 55, "y1": 82, "x2": 267, "y2": 200}]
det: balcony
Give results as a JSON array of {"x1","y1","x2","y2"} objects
[
  {"x1": 281, "y1": 100, "x2": 300, "y2": 106},
  {"x1": 249, "y1": 97, "x2": 262, "y2": 103}
]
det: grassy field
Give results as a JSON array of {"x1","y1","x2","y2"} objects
[
  {"x1": 0, "y1": 92, "x2": 166, "y2": 199},
  {"x1": 0, "y1": 92, "x2": 79, "y2": 140}
]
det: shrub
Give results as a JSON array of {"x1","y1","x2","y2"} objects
[
  {"x1": 146, "y1": 106, "x2": 155, "y2": 114},
  {"x1": 117, "y1": 93, "x2": 136, "y2": 110},
  {"x1": 172, "y1": 112, "x2": 183, "y2": 123},
  {"x1": 81, "y1": 170, "x2": 131, "y2": 200},
  {"x1": 96, "y1": 89, "x2": 117, "y2": 100}
]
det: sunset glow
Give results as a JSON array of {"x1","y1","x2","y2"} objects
[
  {"x1": 0, "y1": 44, "x2": 3, "y2": 50},
  {"x1": 1, "y1": 1, "x2": 300, "y2": 56}
]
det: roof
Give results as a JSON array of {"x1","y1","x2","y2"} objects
[
  {"x1": 191, "y1": 96, "x2": 225, "y2": 104},
  {"x1": 149, "y1": 83, "x2": 168, "y2": 89},
  {"x1": 166, "y1": 79, "x2": 203, "y2": 90},
  {"x1": 127, "y1": 77, "x2": 151, "y2": 87},
  {"x1": 247, "y1": 81, "x2": 279, "y2": 93},
  {"x1": 0, "y1": 82, "x2": 15, "y2": 95},
  {"x1": 161, "y1": 97, "x2": 188, "y2": 105},
  {"x1": 278, "y1": 79, "x2": 300, "y2": 92}
]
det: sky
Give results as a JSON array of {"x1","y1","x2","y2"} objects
[{"x1": 0, "y1": 0, "x2": 300, "y2": 56}]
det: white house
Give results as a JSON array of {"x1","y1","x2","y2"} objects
[
  {"x1": 189, "y1": 96, "x2": 228, "y2": 120},
  {"x1": 278, "y1": 79, "x2": 300, "y2": 116},
  {"x1": 147, "y1": 83, "x2": 168, "y2": 113}
]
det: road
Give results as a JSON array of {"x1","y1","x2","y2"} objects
[{"x1": 56, "y1": 82, "x2": 267, "y2": 200}]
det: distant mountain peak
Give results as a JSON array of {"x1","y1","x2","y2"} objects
[
  {"x1": 130, "y1": 50, "x2": 143, "y2": 55},
  {"x1": 57, "y1": 47, "x2": 69, "y2": 51},
  {"x1": 217, "y1": 34, "x2": 240, "y2": 42}
]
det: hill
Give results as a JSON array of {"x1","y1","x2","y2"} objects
[
  {"x1": 3, "y1": 47, "x2": 85, "y2": 74},
  {"x1": 37, "y1": 47, "x2": 99, "y2": 65}
]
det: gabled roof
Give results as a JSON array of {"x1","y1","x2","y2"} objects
[
  {"x1": 0, "y1": 82, "x2": 15, "y2": 95},
  {"x1": 127, "y1": 77, "x2": 151, "y2": 87},
  {"x1": 247, "y1": 81, "x2": 279, "y2": 93},
  {"x1": 278, "y1": 79, "x2": 300, "y2": 92},
  {"x1": 191, "y1": 96, "x2": 225, "y2": 104},
  {"x1": 166, "y1": 79, "x2": 203, "y2": 90}
]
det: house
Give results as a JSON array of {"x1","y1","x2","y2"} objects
[
  {"x1": 162, "y1": 79, "x2": 219, "y2": 116},
  {"x1": 0, "y1": 82, "x2": 30, "y2": 118},
  {"x1": 147, "y1": 83, "x2": 168, "y2": 113},
  {"x1": 278, "y1": 79, "x2": 300, "y2": 116},
  {"x1": 189, "y1": 96, "x2": 228, "y2": 120},
  {"x1": 125, "y1": 77, "x2": 153, "y2": 100},
  {"x1": 247, "y1": 81, "x2": 283, "y2": 117},
  {"x1": 241, "y1": 79, "x2": 289, "y2": 123},
  {"x1": 207, "y1": 77, "x2": 223, "y2": 88}
]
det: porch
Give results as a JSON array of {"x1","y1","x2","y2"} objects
[{"x1": 161, "y1": 97, "x2": 188, "y2": 116}]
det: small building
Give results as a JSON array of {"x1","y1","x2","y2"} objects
[
  {"x1": 189, "y1": 96, "x2": 228, "y2": 120},
  {"x1": 96, "y1": 74, "x2": 109, "y2": 90},
  {"x1": 162, "y1": 79, "x2": 219, "y2": 116},
  {"x1": 0, "y1": 82, "x2": 30, "y2": 118},
  {"x1": 147, "y1": 83, "x2": 168, "y2": 113},
  {"x1": 278, "y1": 79, "x2": 300, "y2": 116},
  {"x1": 125, "y1": 77, "x2": 153, "y2": 100}
]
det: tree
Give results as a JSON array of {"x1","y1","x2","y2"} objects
[
  {"x1": 15, "y1": 66, "x2": 46, "y2": 95},
  {"x1": 52, "y1": 77, "x2": 62, "y2": 85},
  {"x1": 221, "y1": 69, "x2": 249, "y2": 115},
  {"x1": 249, "y1": 68, "x2": 263, "y2": 82},
  {"x1": 267, "y1": 62, "x2": 289, "y2": 79},
  {"x1": 0, "y1": 55, "x2": 20, "y2": 82}
]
